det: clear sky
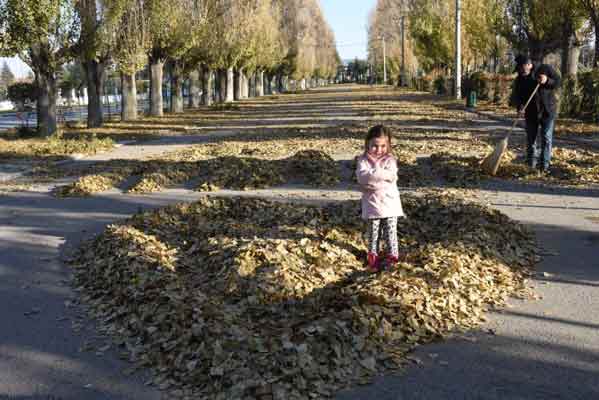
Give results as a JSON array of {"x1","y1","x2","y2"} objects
[
  {"x1": 1, "y1": 1, "x2": 375, "y2": 77},
  {"x1": 320, "y1": 0, "x2": 376, "y2": 61}
]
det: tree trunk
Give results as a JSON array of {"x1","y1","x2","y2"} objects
[
  {"x1": 170, "y1": 63, "x2": 184, "y2": 113},
  {"x1": 214, "y1": 70, "x2": 220, "y2": 103},
  {"x1": 218, "y1": 69, "x2": 227, "y2": 103},
  {"x1": 83, "y1": 59, "x2": 106, "y2": 128},
  {"x1": 594, "y1": 30, "x2": 599, "y2": 68},
  {"x1": 241, "y1": 69, "x2": 249, "y2": 99},
  {"x1": 121, "y1": 71, "x2": 138, "y2": 121},
  {"x1": 35, "y1": 71, "x2": 58, "y2": 137},
  {"x1": 276, "y1": 74, "x2": 284, "y2": 93},
  {"x1": 561, "y1": 35, "x2": 581, "y2": 79},
  {"x1": 300, "y1": 78, "x2": 306, "y2": 90},
  {"x1": 270, "y1": 75, "x2": 277, "y2": 93},
  {"x1": 262, "y1": 73, "x2": 271, "y2": 95},
  {"x1": 233, "y1": 68, "x2": 243, "y2": 101},
  {"x1": 265, "y1": 74, "x2": 272, "y2": 94},
  {"x1": 225, "y1": 67, "x2": 234, "y2": 103},
  {"x1": 202, "y1": 67, "x2": 213, "y2": 106},
  {"x1": 189, "y1": 69, "x2": 201, "y2": 108},
  {"x1": 248, "y1": 72, "x2": 255, "y2": 97},
  {"x1": 150, "y1": 59, "x2": 164, "y2": 116},
  {"x1": 256, "y1": 71, "x2": 264, "y2": 96}
]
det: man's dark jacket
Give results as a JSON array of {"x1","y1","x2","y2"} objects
[{"x1": 512, "y1": 64, "x2": 561, "y2": 121}]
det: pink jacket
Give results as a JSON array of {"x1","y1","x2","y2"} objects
[{"x1": 356, "y1": 153, "x2": 405, "y2": 220}]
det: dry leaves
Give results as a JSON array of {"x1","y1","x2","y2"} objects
[
  {"x1": 71, "y1": 193, "x2": 538, "y2": 399},
  {"x1": 0, "y1": 133, "x2": 114, "y2": 162},
  {"x1": 54, "y1": 149, "x2": 342, "y2": 196}
]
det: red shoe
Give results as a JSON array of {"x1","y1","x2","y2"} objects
[
  {"x1": 383, "y1": 255, "x2": 399, "y2": 270},
  {"x1": 367, "y1": 252, "x2": 380, "y2": 271}
]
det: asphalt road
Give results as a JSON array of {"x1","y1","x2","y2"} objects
[{"x1": 1, "y1": 86, "x2": 598, "y2": 399}]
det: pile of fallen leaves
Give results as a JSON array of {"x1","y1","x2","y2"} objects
[
  {"x1": 193, "y1": 150, "x2": 340, "y2": 191},
  {"x1": 53, "y1": 160, "x2": 140, "y2": 197},
  {"x1": 194, "y1": 156, "x2": 286, "y2": 191},
  {"x1": 0, "y1": 133, "x2": 114, "y2": 162},
  {"x1": 54, "y1": 172, "x2": 125, "y2": 197},
  {"x1": 128, "y1": 161, "x2": 199, "y2": 194},
  {"x1": 497, "y1": 147, "x2": 599, "y2": 185},
  {"x1": 55, "y1": 149, "x2": 342, "y2": 196},
  {"x1": 71, "y1": 193, "x2": 537, "y2": 399},
  {"x1": 430, "y1": 147, "x2": 599, "y2": 187},
  {"x1": 430, "y1": 152, "x2": 484, "y2": 187}
]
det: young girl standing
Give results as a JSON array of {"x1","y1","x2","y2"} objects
[{"x1": 356, "y1": 125, "x2": 405, "y2": 271}]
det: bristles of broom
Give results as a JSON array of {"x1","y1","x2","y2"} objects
[
  {"x1": 480, "y1": 84, "x2": 540, "y2": 176},
  {"x1": 480, "y1": 136, "x2": 509, "y2": 175}
]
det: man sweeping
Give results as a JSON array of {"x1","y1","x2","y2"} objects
[{"x1": 511, "y1": 54, "x2": 561, "y2": 174}]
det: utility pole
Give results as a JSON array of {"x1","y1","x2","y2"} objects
[
  {"x1": 382, "y1": 35, "x2": 387, "y2": 84},
  {"x1": 455, "y1": 0, "x2": 461, "y2": 99},
  {"x1": 401, "y1": 15, "x2": 406, "y2": 86}
]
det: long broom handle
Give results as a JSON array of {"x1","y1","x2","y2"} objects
[{"x1": 506, "y1": 83, "x2": 540, "y2": 138}]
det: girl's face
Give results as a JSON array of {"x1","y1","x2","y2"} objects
[{"x1": 367, "y1": 136, "x2": 389, "y2": 158}]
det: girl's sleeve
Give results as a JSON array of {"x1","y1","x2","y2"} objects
[
  {"x1": 385, "y1": 157, "x2": 398, "y2": 182},
  {"x1": 356, "y1": 157, "x2": 396, "y2": 189}
]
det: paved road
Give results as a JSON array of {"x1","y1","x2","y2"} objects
[{"x1": 1, "y1": 86, "x2": 598, "y2": 399}]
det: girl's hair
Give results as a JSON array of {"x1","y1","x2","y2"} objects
[{"x1": 365, "y1": 124, "x2": 392, "y2": 151}]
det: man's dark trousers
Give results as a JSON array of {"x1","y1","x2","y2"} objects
[{"x1": 525, "y1": 116, "x2": 555, "y2": 170}]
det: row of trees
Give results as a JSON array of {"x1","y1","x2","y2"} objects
[
  {"x1": 0, "y1": 0, "x2": 340, "y2": 136},
  {"x1": 368, "y1": 0, "x2": 599, "y2": 84}
]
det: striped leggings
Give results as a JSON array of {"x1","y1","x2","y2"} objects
[{"x1": 367, "y1": 217, "x2": 399, "y2": 257}]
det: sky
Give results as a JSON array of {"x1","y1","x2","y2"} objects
[
  {"x1": 1, "y1": 0, "x2": 375, "y2": 77},
  {"x1": 320, "y1": 0, "x2": 376, "y2": 61},
  {"x1": 0, "y1": 56, "x2": 31, "y2": 79}
]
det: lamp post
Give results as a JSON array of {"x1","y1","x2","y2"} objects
[
  {"x1": 382, "y1": 35, "x2": 387, "y2": 84},
  {"x1": 455, "y1": 0, "x2": 462, "y2": 99},
  {"x1": 401, "y1": 15, "x2": 406, "y2": 86}
]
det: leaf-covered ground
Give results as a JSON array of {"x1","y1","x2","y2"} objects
[
  {"x1": 71, "y1": 193, "x2": 538, "y2": 399},
  {"x1": 0, "y1": 132, "x2": 114, "y2": 162},
  {"x1": 3, "y1": 87, "x2": 598, "y2": 194}
]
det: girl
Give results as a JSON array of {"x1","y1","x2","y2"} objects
[{"x1": 356, "y1": 125, "x2": 405, "y2": 271}]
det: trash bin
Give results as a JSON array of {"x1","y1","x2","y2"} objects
[{"x1": 466, "y1": 90, "x2": 477, "y2": 108}]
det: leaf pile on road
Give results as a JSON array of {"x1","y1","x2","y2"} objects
[
  {"x1": 430, "y1": 146, "x2": 599, "y2": 187},
  {"x1": 54, "y1": 172, "x2": 126, "y2": 197},
  {"x1": 128, "y1": 161, "x2": 199, "y2": 194},
  {"x1": 53, "y1": 160, "x2": 139, "y2": 197},
  {"x1": 0, "y1": 133, "x2": 114, "y2": 162},
  {"x1": 71, "y1": 193, "x2": 537, "y2": 399},
  {"x1": 430, "y1": 152, "x2": 483, "y2": 187},
  {"x1": 498, "y1": 147, "x2": 599, "y2": 185},
  {"x1": 54, "y1": 149, "x2": 342, "y2": 196}
]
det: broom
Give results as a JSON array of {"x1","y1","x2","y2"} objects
[{"x1": 480, "y1": 83, "x2": 540, "y2": 175}]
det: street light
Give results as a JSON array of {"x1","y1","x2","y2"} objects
[
  {"x1": 378, "y1": 35, "x2": 387, "y2": 84},
  {"x1": 391, "y1": 8, "x2": 408, "y2": 87},
  {"x1": 455, "y1": 0, "x2": 462, "y2": 99},
  {"x1": 400, "y1": 15, "x2": 406, "y2": 86}
]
